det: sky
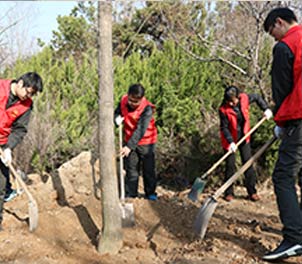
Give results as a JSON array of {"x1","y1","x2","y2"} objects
[
  {"x1": 0, "y1": 1, "x2": 79, "y2": 55},
  {"x1": 30, "y1": 1, "x2": 79, "y2": 43}
]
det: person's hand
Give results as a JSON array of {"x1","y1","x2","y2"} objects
[
  {"x1": 115, "y1": 115, "x2": 124, "y2": 126},
  {"x1": 1, "y1": 148, "x2": 12, "y2": 166},
  {"x1": 120, "y1": 146, "x2": 131, "y2": 157},
  {"x1": 264, "y1": 109, "x2": 273, "y2": 120},
  {"x1": 228, "y1": 142, "x2": 237, "y2": 153},
  {"x1": 274, "y1": 126, "x2": 284, "y2": 139}
]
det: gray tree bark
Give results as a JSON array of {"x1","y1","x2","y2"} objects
[{"x1": 97, "y1": 0, "x2": 123, "y2": 255}]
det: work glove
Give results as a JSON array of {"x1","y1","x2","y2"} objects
[
  {"x1": 1, "y1": 148, "x2": 12, "y2": 167},
  {"x1": 274, "y1": 125, "x2": 284, "y2": 139},
  {"x1": 264, "y1": 109, "x2": 273, "y2": 120},
  {"x1": 115, "y1": 115, "x2": 124, "y2": 126},
  {"x1": 228, "y1": 142, "x2": 237, "y2": 153}
]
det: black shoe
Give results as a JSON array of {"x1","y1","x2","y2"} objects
[{"x1": 262, "y1": 239, "x2": 302, "y2": 261}]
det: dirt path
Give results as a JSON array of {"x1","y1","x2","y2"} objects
[{"x1": 0, "y1": 153, "x2": 301, "y2": 264}]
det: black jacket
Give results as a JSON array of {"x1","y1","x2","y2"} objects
[
  {"x1": 114, "y1": 102, "x2": 153, "y2": 150},
  {"x1": 271, "y1": 42, "x2": 294, "y2": 115},
  {"x1": 4, "y1": 91, "x2": 32, "y2": 149},
  {"x1": 219, "y1": 94, "x2": 268, "y2": 144}
]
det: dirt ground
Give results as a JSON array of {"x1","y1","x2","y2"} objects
[{"x1": 0, "y1": 151, "x2": 301, "y2": 264}]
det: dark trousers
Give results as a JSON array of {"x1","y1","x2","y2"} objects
[
  {"x1": 124, "y1": 144, "x2": 157, "y2": 198},
  {"x1": 298, "y1": 169, "x2": 302, "y2": 205},
  {"x1": 224, "y1": 142, "x2": 257, "y2": 197},
  {"x1": 273, "y1": 123, "x2": 302, "y2": 243},
  {"x1": 0, "y1": 162, "x2": 9, "y2": 223}
]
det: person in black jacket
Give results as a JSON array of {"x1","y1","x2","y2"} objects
[
  {"x1": 114, "y1": 84, "x2": 158, "y2": 200},
  {"x1": 219, "y1": 86, "x2": 272, "y2": 202},
  {"x1": 262, "y1": 7, "x2": 302, "y2": 261},
  {"x1": 0, "y1": 72, "x2": 43, "y2": 229}
]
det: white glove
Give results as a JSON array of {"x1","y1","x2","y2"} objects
[
  {"x1": 264, "y1": 109, "x2": 273, "y2": 120},
  {"x1": 1, "y1": 148, "x2": 12, "y2": 166},
  {"x1": 228, "y1": 142, "x2": 237, "y2": 153},
  {"x1": 274, "y1": 126, "x2": 284, "y2": 139},
  {"x1": 115, "y1": 115, "x2": 124, "y2": 126}
]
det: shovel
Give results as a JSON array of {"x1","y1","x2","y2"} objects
[
  {"x1": 118, "y1": 125, "x2": 135, "y2": 227},
  {"x1": 188, "y1": 116, "x2": 267, "y2": 202},
  {"x1": 0, "y1": 149, "x2": 38, "y2": 232},
  {"x1": 193, "y1": 136, "x2": 277, "y2": 240}
]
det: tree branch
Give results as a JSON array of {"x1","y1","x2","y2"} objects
[{"x1": 196, "y1": 32, "x2": 252, "y2": 61}]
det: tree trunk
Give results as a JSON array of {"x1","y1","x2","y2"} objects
[{"x1": 97, "y1": 0, "x2": 123, "y2": 255}]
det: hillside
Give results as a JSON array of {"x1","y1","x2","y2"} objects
[{"x1": 0, "y1": 151, "x2": 301, "y2": 264}]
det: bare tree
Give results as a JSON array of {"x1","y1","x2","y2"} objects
[
  {"x1": 159, "y1": 1, "x2": 301, "y2": 101},
  {"x1": 0, "y1": 2, "x2": 39, "y2": 68},
  {"x1": 97, "y1": 0, "x2": 123, "y2": 255}
]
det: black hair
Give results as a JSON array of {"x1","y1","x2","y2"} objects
[
  {"x1": 16, "y1": 72, "x2": 43, "y2": 92},
  {"x1": 128, "y1": 83, "x2": 145, "y2": 98},
  {"x1": 224, "y1": 86, "x2": 239, "y2": 102},
  {"x1": 264, "y1": 7, "x2": 297, "y2": 32}
]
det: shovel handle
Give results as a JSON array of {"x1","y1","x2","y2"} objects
[
  {"x1": 213, "y1": 136, "x2": 277, "y2": 200},
  {"x1": 119, "y1": 125, "x2": 125, "y2": 201},
  {"x1": 200, "y1": 116, "x2": 267, "y2": 180},
  {"x1": 0, "y1": 148, "x2": 36, "y2": 203}
]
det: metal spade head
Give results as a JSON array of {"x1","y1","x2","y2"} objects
[
  {"x1": 120, "y1": 202, "x2": 135, "y2": 228},
  {"x1": 188, "y1": 178, "x2": 207, "y2": 201},
  {"x1": 193, "y1": 196, "x2": 218, "y2": 240},
  {"x1": 28, "y1": 200, "x2": 39, "y2": 232}
]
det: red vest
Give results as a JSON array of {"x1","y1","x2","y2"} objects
[
  {"x1": 274, "y1": 25, "x2": 302, "y2": 126},
  {"x1": 120, "y1": 95, "x2": 157, "y2": 145},
  {"x1": 0, "y1": 80, "x2": 32, "y2": 144},
  {"x1": 219, "y1": 93, "x2": 251, "y2": 150}
]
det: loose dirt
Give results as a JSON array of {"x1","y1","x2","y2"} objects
[{"x1": 0, "y1": 151, "x2": 301, "y2": 264}]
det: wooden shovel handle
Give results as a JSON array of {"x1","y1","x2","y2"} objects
[
  {"x1": 201, "y1": 116, "x2": 267, "y2": 180},
  {"x1": 0, "y1": 148, "x2": 36, "y2": 203},
  {"x1": 213, "y1": 136, "x2": 277, "y2": 200},
  {"x1": 119, "y1": 125, "x2": 126, "y2": 201}
]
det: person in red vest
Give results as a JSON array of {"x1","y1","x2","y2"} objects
[
  {"x1": 0, "y1": 72, "x2": 43, "y2": 229},
  {"x1": 219, "y1": 86, "x2": 272, "y2": 202},
  {"x1": 262, "y1": 8, "x2": 302, "y2": 261},
  {"x1": 114, "y1": 83, "x2": 158, "y2": 200}
]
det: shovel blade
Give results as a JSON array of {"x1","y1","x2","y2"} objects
[
  {"x1": 28, "y1": 200, "x2": 39, "y2": 232},
  {"x1": 188, "y1": 178, "x2": 207, "y2": 202},
  {"x1": 120, "y1": 202, "x2": 135, "y2": 228},
  {"x1": 193, "y1": 196, "x2": 218, "y2": 240}
]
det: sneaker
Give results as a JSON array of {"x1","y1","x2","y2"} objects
[
  {"x1": 262, "y1": 239, "x2": 302, "y2": 261},
  {"x1": 4, "y1": 189, "x2": 17, "y2": 202},
  {"x1": 249, "y1": 193, "x2": 260, "y2": 202},
  {"x1": 224, "y1": 194, "x2": 234, "y2": 202},
  {"x1": 147, "y1": 194, "x2": 157, "y2": 201}
]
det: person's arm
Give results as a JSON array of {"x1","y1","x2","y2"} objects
[
  {"x1": 114, "y1": 102, "x2": 123, "y2": 127},
  {"x1": 271, "y1": 42, "x2": 294, "y2": 114},
  {"x1": 248, "y1": 94, "x2": 269, "y2": 111},
  {"x1": 114, "y1": 102, "x2": 122, "y2": 120},
  {"x1": 6, "y1": 109, "x2": 31, "y2": 149},
  {"x1": 126, "y1": 105, "x2": 153, "y2": 150},
  {"x1": 219, "y1": 110, "x2": 233, "y2": 144}
]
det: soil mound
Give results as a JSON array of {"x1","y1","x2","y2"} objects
[{"x1": 0, "y1": 151, "x2": 301, "y2": 264}]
